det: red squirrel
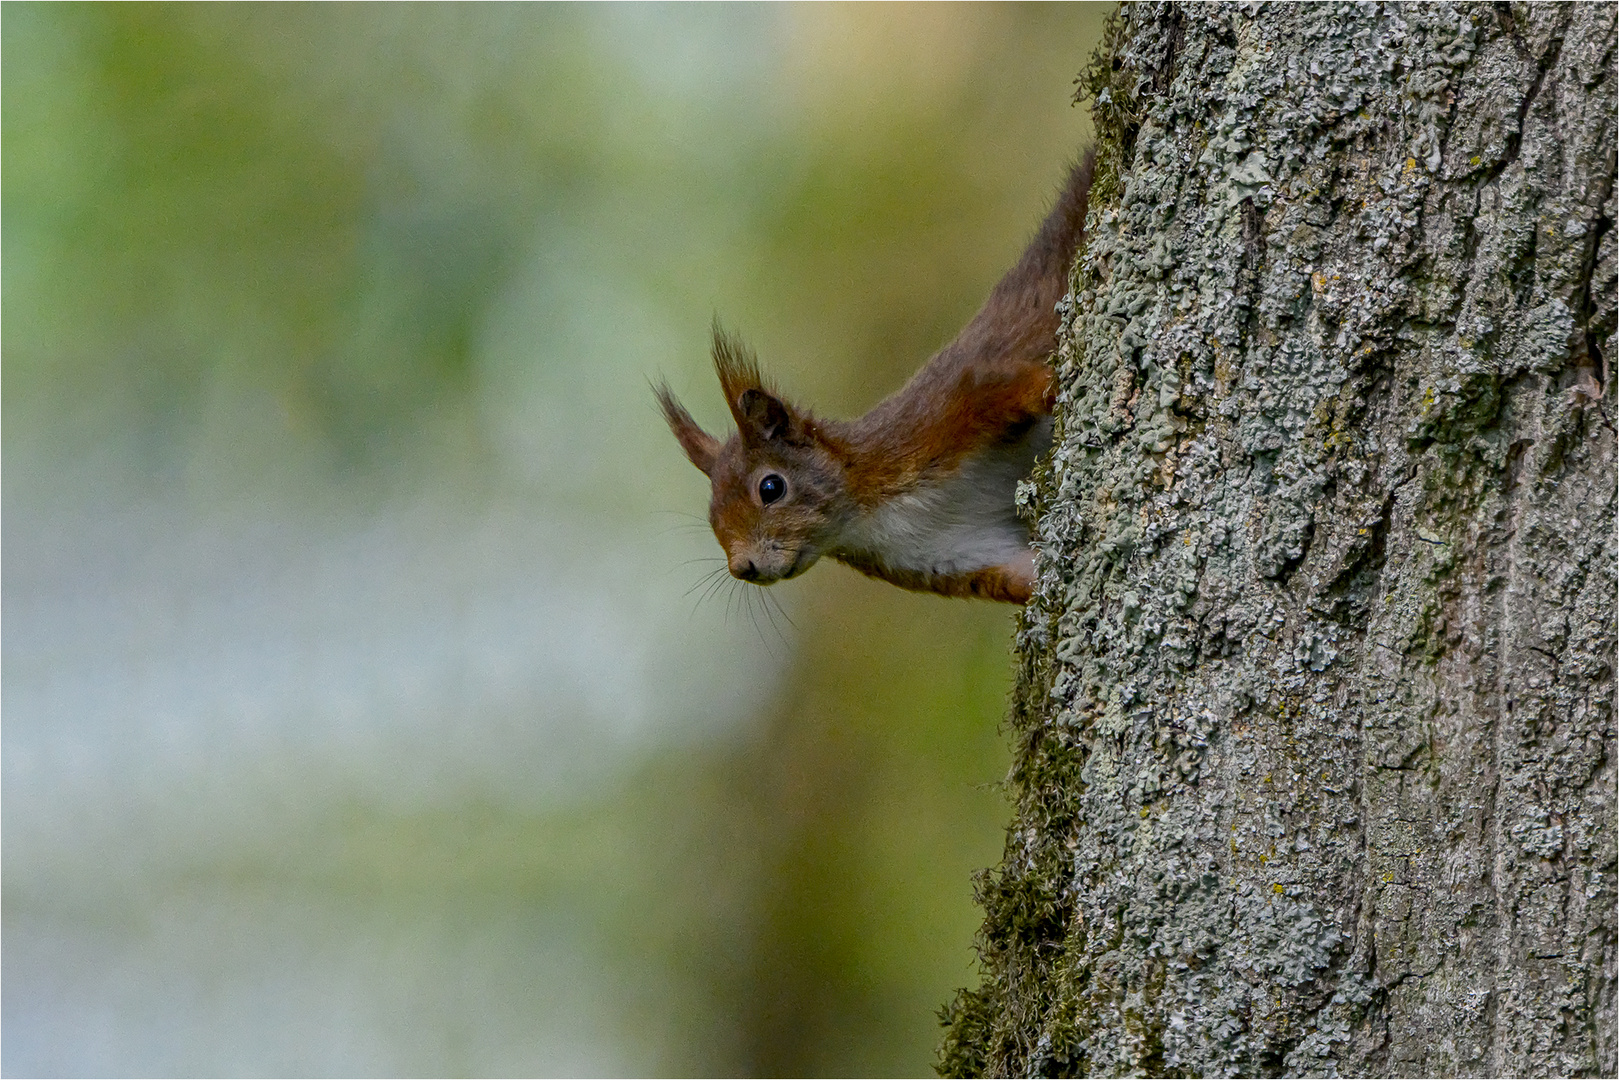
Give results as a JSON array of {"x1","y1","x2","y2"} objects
[{"x1": 657, "y1": 148, "x2": 1094, "y2": 604}]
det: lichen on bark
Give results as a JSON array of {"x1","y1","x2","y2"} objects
[{"x1": 941, "y1": 4, "x2": 1616, "y2": 1076}]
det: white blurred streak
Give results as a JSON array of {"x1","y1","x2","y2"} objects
[
  {"x1": 3, "y1": 483, "x2": 787, "y2": 882},
  {"x1": 4, "y1": 896, "x2": 632, "y2": 1077}
]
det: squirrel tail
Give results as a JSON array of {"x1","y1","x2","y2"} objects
[
  {"x1": 848, "y1": 145, "x2": 1098, "y2": 464},
  {"x1": 996, "y1": 144, "x2": 1096, "y2": 326},
  {"x1": 944, "y1": 144, "x2": 1096, "y2": 381},
  {"x1": 1032, "y1": 145, "x2": 1097, "y2": 292}
]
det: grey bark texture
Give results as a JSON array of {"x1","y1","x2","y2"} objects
[{"x1": 940, "y1": 3, "x2": 1616, "y2": 1076}]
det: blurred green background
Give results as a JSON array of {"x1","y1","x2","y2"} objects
[{"x1": 2, "y1": 4, "x2": 1103, "y2": 1075}]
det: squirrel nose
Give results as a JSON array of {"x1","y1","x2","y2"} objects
[{"x1": 729, "y1": 556, "x2": 760, "y2": 581}]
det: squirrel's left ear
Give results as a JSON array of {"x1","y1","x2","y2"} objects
[
  {"x1": 736, "y1": 388, "x2": 793, "y2": 443},
  {"x1": 711, "y1": 324, "x2": 798, "y2": 445}
]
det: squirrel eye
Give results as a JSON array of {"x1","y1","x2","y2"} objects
[{"x1": 758, "y1": 474, "x2": 786, "y2": 505}]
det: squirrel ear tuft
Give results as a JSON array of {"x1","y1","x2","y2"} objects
[
  {"x1": 655, "y1": 383, "x2": 720, "y2": 476},
  {"x1": 737, "y1": 388, "x2": 790, "y2": 442},
  {"x1": 712, "y1": 322, "x2": 764, "y2": 406},
  {"x1": 712, "y1": 322, "x2": 802, "y2": 444}
]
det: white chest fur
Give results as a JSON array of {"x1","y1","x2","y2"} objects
[{"x1": 832, "y1": 417, "x2": 1051, "y2": 577}]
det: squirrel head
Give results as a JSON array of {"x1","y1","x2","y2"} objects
[{"x1": 657, "y1": 327, "x2": 852, "y2": 586}]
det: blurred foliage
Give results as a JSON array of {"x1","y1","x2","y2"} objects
[{"x1": 4, "y1": 3, "x2": 1105, "y2": 1075}]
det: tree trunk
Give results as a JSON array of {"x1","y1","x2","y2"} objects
[{"x1": 941, "y1": 3, "x2": 1616, "y2": 1076}]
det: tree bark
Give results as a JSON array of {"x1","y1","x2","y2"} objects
[{"x1": 941, "y1": 3, "x2": 1616, "y2": 1076}]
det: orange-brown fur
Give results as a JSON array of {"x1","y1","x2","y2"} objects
[{"x1": 657, "y1": 148, "x2": 1094, "y2": 604}]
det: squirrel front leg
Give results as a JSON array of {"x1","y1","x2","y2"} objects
[
  {"x1": 946, "y1": 553, "x2": 1035, "y2": 604},
  {"x1": 837, "y1": 548, "x2": 1036, "y2": 604}
]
